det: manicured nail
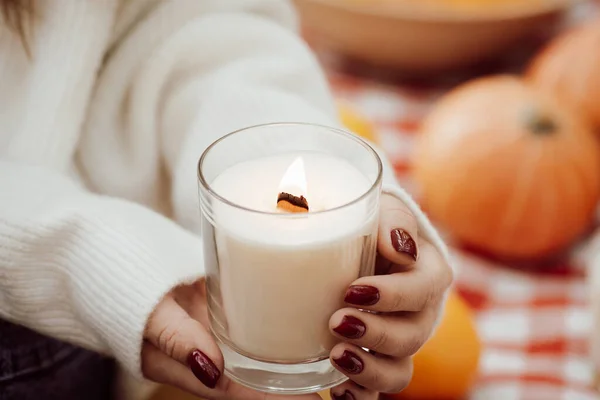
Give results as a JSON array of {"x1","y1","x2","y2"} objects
[
  {"x1": 332, "y1": 390, "x2": 356, "y2": 400},
  {"x1": 344, "y1": 285, "x2": 380, "y2": 306},
  {"x1": 187, "y1": 349, "x2": 221, "y2": 389},
  {"x1": 333, "y1": 350, "x2": 364, "y2": 374},
  {"x1": 333, "y1": 316, "x2": 366, "y2": 339},
  {"x1": 391, "y1": 229, "x2": 418, "y2": 261}
]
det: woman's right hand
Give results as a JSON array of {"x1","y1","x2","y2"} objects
[{"x1": 141, "y1": 279, "x2": 321, "y2": 400}]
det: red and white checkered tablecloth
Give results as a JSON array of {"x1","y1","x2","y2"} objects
[{"x1": 318, "y1": 5, "x2": 600, "y2": 398}]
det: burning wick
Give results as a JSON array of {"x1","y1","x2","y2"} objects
[
  {"x1": 276, "y1": 157, "x2": 309, "y2": 214},
  {"x1": 277, "y1": 192, "x2": 309, "y2": 213}
]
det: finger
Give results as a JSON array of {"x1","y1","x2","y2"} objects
[
  {"x1": 344, "y1": 241, "x2": 452, "y2": 312},
  {"x1": 144, "y1": 294, "x2": 223, "y2": 388},
  {"x1": 378, "y1": 194, "x2": 419, "y2": 265},
  {"x1": 330, "y1": 344, "x2": 413, "y2": 394},
  {"x1": 330, "y1": 306, "x2": 438, "y2": 357},
  {"x1": 142, "y1": 341, "x2": 213, "y2": 398},
  {"x1": 331, "y1": 380, "x2": 378, "y2": 400},
  {"x1": 142, "y1": 342, "x2": 321, "y2": 400},
  {"x1": 375, "y1": 251, "x2": 415, "y2": 276}
]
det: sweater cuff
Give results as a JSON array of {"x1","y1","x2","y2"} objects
[{"x1": 72, "y1": 211, "x2": 205, "y2": 378}]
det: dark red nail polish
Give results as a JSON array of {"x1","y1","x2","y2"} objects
[
  {"x1": 344, "y1": 285, "x2": 380, "y2": 306},
  {"x1": 187, "y1": 349, "x2": 221, "y2": 389},
  {"x1": 332, "y1": 390, "x2": 356, "y2": 400},
  {"x1": 333, "y1": 316, "x2": 366, "y2": 339},
  {"x1": 391, "y1": 229, "x2": 418, "y2": 261},
  {"x1": 333, "y1": 350, "x2": 364, "y2": 374}
]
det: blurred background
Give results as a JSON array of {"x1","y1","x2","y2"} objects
[
  {"x1": 153, "y1": 1, "x2": 600, "y2": 399},
  {"x1": 303, "y1": 0, "x2": 600, "y2": 398}
]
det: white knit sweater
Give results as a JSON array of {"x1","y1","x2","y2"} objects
[{"x1": 0, "y1": 0, "x2": 448, "y2": 384}]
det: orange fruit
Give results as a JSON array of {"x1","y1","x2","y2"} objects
[
  {"x1": 384, "y1": 292, "x2": 481, "y2": 400},
  {"x1": 338, "y1": 102, "x2": 379, "y2": 144}
]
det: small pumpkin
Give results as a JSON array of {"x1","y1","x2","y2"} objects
[
  {"x1": 413, "y1": 75, "x2": 600, "y2": 260},
  {"x1": 527, "y1": 17, "x2": 600, "y2": 131}
]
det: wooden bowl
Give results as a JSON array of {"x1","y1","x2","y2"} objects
[{"x1": 294, "y1": 0, "x2": 578, "y2": 73}]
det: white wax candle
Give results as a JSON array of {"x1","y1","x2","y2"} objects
[{"x1": 210, "y1": 152, "x2": 377, "y2": 362}]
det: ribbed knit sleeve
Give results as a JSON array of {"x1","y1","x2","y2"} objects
[{"x1": 0, "y1": 161, "x2": 204, "y2": 377}]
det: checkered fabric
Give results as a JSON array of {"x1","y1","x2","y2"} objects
[{"x1": 317, "y1": 6, "x2": 600, "y2": 398}]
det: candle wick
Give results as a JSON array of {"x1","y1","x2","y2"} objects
[{"x1": 276, "y1": 192, "x2": 309, "y2": 213}]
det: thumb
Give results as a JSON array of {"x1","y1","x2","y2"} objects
[
  {"x1": 378, "y1": 194, "x2": 419, "y2": 266},
  {"x1": 145, "y1": 293, "x2": 223, "y2": 389},
  {"x1": 142, "y1": 294, "x2": 324, "y2": 400}
]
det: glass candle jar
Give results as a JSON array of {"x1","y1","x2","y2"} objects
[{"x1": 198, "y1": 123, "x2": 382, "y2": 394}]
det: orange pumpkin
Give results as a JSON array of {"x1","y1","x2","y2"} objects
[
  {"x1": 413, "y1": 75, "x2": 600, "y2": 260},
  {"x1": 527, "y1": 18, "x2": 600, "y2": 131}
]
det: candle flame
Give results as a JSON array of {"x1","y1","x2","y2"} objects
[{"x1": 278, "y1": 157, "x2": 307, "y2": 198}]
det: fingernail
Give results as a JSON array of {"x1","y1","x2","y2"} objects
[
  {"x1": 333, "y1": 316, "x2": 366, "y2": 339},
  {"x1": 391, "y1": 229, "x2": 418, "y2": 261},
  {"x1": 333, "y1": 350, "x2": 364, "y2": 374},
  {"x1": 187, "y1": 349, "x2": 221, "y2": 389},
  {"x1": 332, "y1": 390, "x2": 356, "y2": 400},
  {"x1": 344, "y1": 285, "x2": 380, "y2": 306}
]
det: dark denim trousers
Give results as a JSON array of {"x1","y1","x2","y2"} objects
[{"x1": 0, "y1": 319, "x2": 116, "y2": 400}]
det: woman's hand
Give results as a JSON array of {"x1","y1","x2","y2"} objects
[
  {"x1": 329, "y1": 194, "x2": 453, "y2": 400},
  {"x1": 139, "y1": 193, "x2": 451, "y2": 400},
  {"x1": 141, "y1": 280, "x2": 321, "y2": 400}
]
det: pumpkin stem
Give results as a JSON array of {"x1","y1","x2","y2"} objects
[{"x1": 529, "y1": 113, "x2": 557, "y2": 135}]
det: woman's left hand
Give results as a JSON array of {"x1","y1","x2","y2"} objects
[{"x1": 329, "y1": 194, "x2": 453, "y2": 400}]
